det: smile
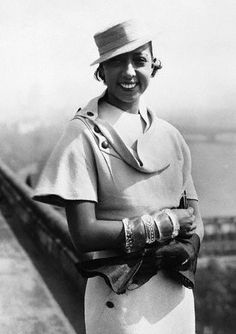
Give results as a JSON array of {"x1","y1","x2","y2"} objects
[{"x1": 119, "y1": 83, "x2": 137, "y2": 89}]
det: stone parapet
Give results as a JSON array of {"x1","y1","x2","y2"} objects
[{"x1": 0, "y1": 159, "x2": 85, "y2": 292}]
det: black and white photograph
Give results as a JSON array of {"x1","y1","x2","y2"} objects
[{"x1": 0, "y1": 1, "x2": 235, "y2": 333}]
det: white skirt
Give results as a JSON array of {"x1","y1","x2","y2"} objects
[{"x1": 85, "y1": 270, "x2": 195, "y2": 334}]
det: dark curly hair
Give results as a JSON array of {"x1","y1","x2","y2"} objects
[{"x1": 94, "y1": 64, "x2": 106, "y2": 82}]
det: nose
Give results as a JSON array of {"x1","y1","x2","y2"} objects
[{"x1": 123, "y1": 60, "x2": 136, "y2": 77}]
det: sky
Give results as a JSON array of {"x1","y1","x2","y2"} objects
[{"x1": 0, "y1": 0, "x2": 236, "y2": 127}]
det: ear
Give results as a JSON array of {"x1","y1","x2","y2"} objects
[{"x1": 151, "y1": 58, "x2": 162, "y2": 77}]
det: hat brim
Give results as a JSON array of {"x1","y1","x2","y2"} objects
[{"x1": 90, "y1": 36, "x2": 152, "y2": 66}]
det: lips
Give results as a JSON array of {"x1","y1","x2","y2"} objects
[{"x1": 119, "y1": 82, "x2": 138, "y2": 89}]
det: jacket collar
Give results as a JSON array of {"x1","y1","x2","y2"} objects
[
  {"x1": 75, "y1": 90, "x2": 149, "y2": 126},
  {"x1": 74, "y1": 91, "x2": 171, "y2": 174}
]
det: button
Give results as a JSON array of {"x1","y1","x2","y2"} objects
[
  {"x1": 139, "y1": 161, "x2": 143, "y2": 167},
  {"x1": 94, "y1": 125, "x2": 100, "y2": 133},
  {"x1": 87, "y1": 112, "x2": 94, "y2": 117},
  {"x1": 101, "y1": 140, "x2": 109, "y2": 149},
  {"x1": 106, "y1": 301, "x2": 114, "y2": 308}
]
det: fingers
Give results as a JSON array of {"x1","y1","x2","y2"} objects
[
  {"x1": 172, "y1": 207, "x2": 194, "y2": 221},
  {"x1": 187, "y1": 207, "x2": 194, "y2": 215},
  {"x1": 181, "y1": 223, "x2": 196, "y2": 232},
  {"x1": 170, "y1": 207, "x2": 196, "y2": 238},
  {"x1": 178, "y1": 214, "x2": 195, "y2": 226},
  {"x1": 190, "y1": 222, "x2": 197, "y2": 231},
  {"x1": 185, "y1": 207, "x2": 195, "y2": 220},
  {"x1": 188, "y1": 214, "x2": 195, "y2": 223},
  {"x1": 179, "y1": 222, "x2": 197, "y2": 238}
]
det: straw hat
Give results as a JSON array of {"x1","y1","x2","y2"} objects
[{"x1": 91, "y1": 19, "x2": 153, "y2": 66}]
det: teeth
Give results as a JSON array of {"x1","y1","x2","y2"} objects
[{"x1": 120, "y1": 83, "x2": 136, "y2": 89}]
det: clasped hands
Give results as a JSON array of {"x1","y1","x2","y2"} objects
[
  {"x1": 122, "y1": 206, "x2": 199, "y2": 271},
  {"x1": 172, "y1": 207, "x2": 196, "y2": 238},
  {"x1": 153, "y1": 207, "x2": 199, "y2": 271}
]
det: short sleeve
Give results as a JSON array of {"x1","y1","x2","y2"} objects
[
  {"x1": 33, "y1": 120, "x2": 98, "y2": 207},
  {"x1": 185, "y1": 174, "x2": 198, "y2": 201},
  {"x1": 177, "y1": 130, "x2": 198, "y2": 201}
]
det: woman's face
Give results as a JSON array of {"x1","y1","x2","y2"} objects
[{"x1": 102, "y1": 43, "x2": 153, "y2": 110}]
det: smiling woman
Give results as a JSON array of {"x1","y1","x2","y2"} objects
[
  {"x1": 99, "y1": 43, "x2": 154, "y2": 111},
  {"x1": 33, "y1": 19, "x2": 204, "y2": 334}
]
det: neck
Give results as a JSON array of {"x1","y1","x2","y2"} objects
[{"x1": 103, "y1": 91, "x2": 140, "y2": 114}]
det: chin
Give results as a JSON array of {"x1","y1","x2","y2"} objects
[{"x1": 119, "y1": 92, "x2": 140, "y2": 104}]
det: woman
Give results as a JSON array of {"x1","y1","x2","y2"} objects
[{"x1": 34, "y1": 19, "x2": 204, "y2": 334}]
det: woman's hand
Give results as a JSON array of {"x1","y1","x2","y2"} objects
[{"x1": 171, "y1": 207, "x2": 196, "y2": 238}]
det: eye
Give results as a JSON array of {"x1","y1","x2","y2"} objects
[
  {"x1": 107, "y1": 56, "x2": 122, "y2": 66},
  {"x1": 133, "y1": 56, "x2": 147, "y2": 66}
]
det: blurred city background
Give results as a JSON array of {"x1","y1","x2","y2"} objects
[{"x1": 0, "y1": 1, "x2": 236, "y2": 333}]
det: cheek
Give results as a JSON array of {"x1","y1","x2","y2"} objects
[
  {"x1": 105, "y1": 78, "x2": 117, "y2": 91},
  {"x1": 103, "y1": 73, "x2": 117, "y2": 88},
  {"x1": 103, "y1": 66, "x2": 117, "y2": 83},
  {"x1": 139, "y1": 71, "x2": 152, "y2": 88}
]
